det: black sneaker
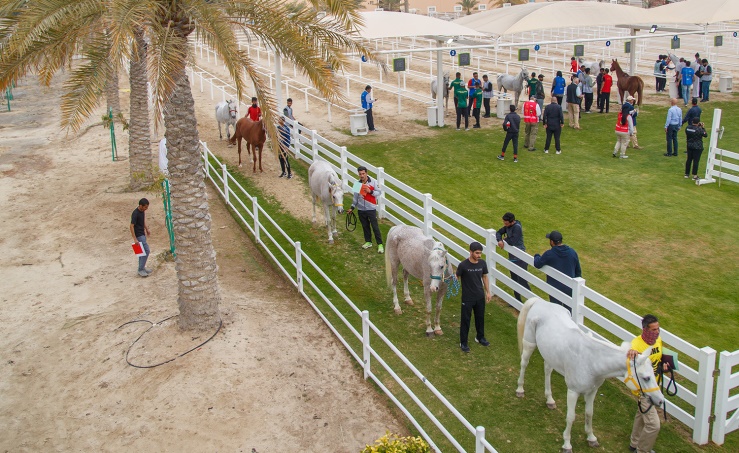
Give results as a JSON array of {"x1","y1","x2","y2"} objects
[
  {"x1": 497, "y1": 155, "x2": 505, "y2": 161},
  {"x1": 287, "y1": 174, "x2": 293, "y2": 179},
  {"x1": 460, "y1": 343, "x2": 470, "y2": 353},
  {"x1": 475, "y1": 338, "x2": 490, "y2": 347},
  {"x1": 279, "y1": 172, "x2": 285, "y2": 178}
]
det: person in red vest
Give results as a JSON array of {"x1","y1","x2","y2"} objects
[
  {"x1": 599, "y1": 68, "x2": 613, "y2": 114},
  {"x1": 570, "y1": 57, "x2": 578, "y2": 74},
  {"x1": 613, "y1": 106, "x2": 634, "y2": 159},
  {"x1": 522, "y1": 95, "x2": 542, "y2": 152},
  {"x1": 247, "y1": 97, "x2": 262, "y2": 121}
]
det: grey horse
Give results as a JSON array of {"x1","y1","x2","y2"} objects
[
  {"x1": 215, "y1": 99, "x2": 238, "y2": 141},
  {"x1": 497, "y1": 67, "x2": 528, "y2": 105},
  {"x1": 384, "y1": 225, "x2": 453, "y2": 337},
  {"x1": 577, "y1": 58, "x2": 603, "y2": 76},
  {"x1": 430, "y1": 72, "x2": 450, "y2": 115},
  {"x1": 309, "y1": 160, "x2": 345, "y2": 244}
]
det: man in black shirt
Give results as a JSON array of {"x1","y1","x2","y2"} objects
[
  {"x1": 496, "y1": 212, "x2": 531, "y2": 302},
  {"x1": 456, "y1": 241, "x2": 492, "y2": 353},
  {"x1": 542, "y1": 97, "x2": 564, "y2": 155},
  {"x1": 130, "y1": 198, "x2": 152, "y2": 277},
  {"x1": 498, "y1": 105, "x2": 521, "y2": 162}
]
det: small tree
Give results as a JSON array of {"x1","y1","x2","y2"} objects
[{"x1": 457, "y1": 0, "x2": 479, "y2": 15}]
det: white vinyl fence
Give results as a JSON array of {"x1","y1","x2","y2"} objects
[
  {"x1": 698, "y1": 109, "x2": 739, "y2": 187},
  {"x1": 190, "y1": 65, "x2": 736, "y2": 447},
  {"x1": 713, "y1": 350, "x2": 739, "y2": 444},
  {"x1": 200, "y1": 142, "x2": 498, "y2": 453}
]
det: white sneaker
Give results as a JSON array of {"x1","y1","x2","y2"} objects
[
  {"x1": 620, "y1": 155, "x2": 629, "y2": 159},
  {"x1": 544, "y1": 149, "x2": 549, "y2": 154},
  {"x1": 556, "y1": 150, "x2": 561, "y2": 155}
]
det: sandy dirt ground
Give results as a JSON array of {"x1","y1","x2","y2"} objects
[{"x1": 0, "y1": 74, "x2": 406, "y2": 452}]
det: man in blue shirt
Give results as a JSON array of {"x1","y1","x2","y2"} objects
[
  {"x1": 682, "y1": 97, "x2": 701, "y2": 126},
  {"x1": 361, "y1": 85, "x2": 377, "y2": 132},
  {"x1": 680, "y1": 63, "x2": 694, "y2": 107},
  {"x1": 533, "y1": 230, "x2": 581, "y2": 313},
  {"x1": 664, "y1": 98, "x2": 683, "y2": 157}
]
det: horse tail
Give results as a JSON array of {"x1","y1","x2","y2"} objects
[
  {"x1": 637, "y1": 78, "x2": 645, "y2": 106},
  {"x1": 517, "y1": 298, "x2": 538, "y2": 354},
  {"x1": 385, "y1": 240, "x2": 392, "y2": 288}
]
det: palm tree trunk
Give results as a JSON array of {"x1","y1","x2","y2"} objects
[
  {"x1": 164, "y1": 69, "x2": 222, "y2": 331},
  {"x1": 128, "y1": 28, "x2": 154, "y2": 190},
  {"x1": 106, "y1": 70, "x2": 121, "y2": 117}
]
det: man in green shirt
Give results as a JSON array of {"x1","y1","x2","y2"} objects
[
  {"x1": 527, "y1": 72, "x2": 538, "y2": 98},
  {"x1": 449, "y1": 72, "x2": 464, "y2": 109},
  {"x1": 471, "y1": 82, "x2": 483, "y2": 128},
  {"x1": 455, "y1": 81, "x2": 470, "y2": 130}
]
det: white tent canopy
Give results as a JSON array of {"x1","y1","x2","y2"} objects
[
  {"x1": 648, "y1": 0, "x2": 739, "y2": 26},
  {"x1": 453, "y1": 2, "x2": 644, "y2": 37},
  {"x1": 354, "y1": 11, "x2": 485, "y2": 40}
]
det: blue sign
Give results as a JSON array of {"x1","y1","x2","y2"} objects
[
  {"x1": 673, "y1": 35, "x2": 679, "y2": 41},
  {"x1": 361, "y1": 55, "x2": 367, "y2": 62},
  {"x1": 606, "y1": 40, "x2": 611, "y2": 47},
  {"x1": 734, "y1": 31, "x2": 738, "y2": 38},
  {"x1": 534, "y1": 44, "x2": 540, "y2": 51},
  {"x1": 450, "y1": 50, "x2": 457, "y2": 57}
]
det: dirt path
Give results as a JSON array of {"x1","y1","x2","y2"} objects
[{"x1": 0, "y1": 75, "x2": 404, "y2": 452}]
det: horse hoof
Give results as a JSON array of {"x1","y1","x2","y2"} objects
[
  {"x1": 547, "y1": 403, "x2": 557, "y2": 410},
  {"x1": 561, "y1": 449, "x2": 572, "y2": 453},
  {"x1": 588, "y1": 441, "x2": 600, "y2": 448},
  {"x1": 238, "y1": 164, "x2": 242, "y2": 168},
  {"x1": 516, "y1": 391, "x2": 525, "y2": 398},
  {"x1": 328, "y1": 240, "x2": 334, "y2": 245},
  {"x1": 434, "y1": 329, "x2": 443, "y2": 336},
  {"x1": 425, "y1": 331, "x2": 434, "y2": 338},
  {"x1": 393, "y1": 308, "x2": 402, "y2": 315},
  {"x1": 404, "y1": 299, "x2": 414, "y2": 306}
]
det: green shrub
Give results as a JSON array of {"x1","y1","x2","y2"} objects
[{"x1": 360, "y1": 432, "x2": 430, "y2": 453}]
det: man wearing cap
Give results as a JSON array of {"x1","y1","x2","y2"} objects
[
  {"x1": 498, "y1": 104, "x2": 521, "y2": 162},
  {"x1": 533, "y1": 231, "x2": 582, "y2": 312},
  {"x1": 482, "y1": 74, "x2": 494, "y2": 118},
  {"x1": 455, "y1": 241, "x2": 492, "y2": 353},
  {"x1": 534, "y1": 74, "x2": 546, "y2": 119},
  {"x1": 496, "y1": 212, "x2": 531, "y2": 302},
  {"x1": 523, "y1": 96, "x2": 541, "y2": 152}
]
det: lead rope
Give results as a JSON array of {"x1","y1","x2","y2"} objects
[
  {"x1": 659, "y1": 364, "x2": 678, "y2": 421},
  {"x1": 634, "y1": 357, "x2": 655, "y2": 415},
  {"x1": 345, "y1": 209, "x2": 357, "y2": 232}
]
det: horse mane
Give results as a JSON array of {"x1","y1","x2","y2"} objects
[{"x1": 583, "y1": 331, "x2": 630, "y2": 353}]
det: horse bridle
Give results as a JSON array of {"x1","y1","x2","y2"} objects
[
  {"x1": 623, "y1": 357, "x2": 660, "y2": 414},
  {"x1": 228, "y1": 104, "x2": 238, "y2": 117}
]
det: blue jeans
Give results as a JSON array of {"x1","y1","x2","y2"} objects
[
  {"x1": 681, "y1": 84, "x2": 692, "y2": 105},
  {"x1": 701, "y1": 81, "x2": 711, "y2": 101},
  {"x1": 666, "y1": 125, "x2": 680, "y2": 156},
  {"x1": 137, "y1": 235, "x2": 150, "y2": 271}
]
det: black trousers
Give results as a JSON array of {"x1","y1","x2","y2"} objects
[
  {"x1": 555, "y1": 95, "x2": 563, "y2": 105},
  {"x1": 666, "y1": 125, "x2": 680, "y2": 156},
  {"x1": 365, "y1": 108, "x2": 375, "y2": 131},
  {"x1": 596, "y1": 86, "x2": 603, "y2": 109},
  {"x1": 599, "y1": 92, "x2": 610, "y2": 113},
  {"x1": 685, "y1": 148, "x2": 703, "y2": 176},
  {"x1": 584, "y1": 93, "x2": 593, "y2": 112},
  {"x1": 278, "y1": 147, "x2": 291, "y2": 175},
  {"x1": 456, "y1": 106, "x2": 469, "y2": 129},
  {"x1": 358, "y1": 209, "x2": 382, "y2": 244},
  {"x1": 549, "y1": 283, "x2": 573, "y2": 314},
  {"x1": 510, "y1": 260, "x2": 532, "y2": 302},
  {"x1": 544, "y1": 127, "x2": 561, "y2": 152},
  {"x1": 460, "y1": 298, "x2": 485, "y2": 346},
  {"x1": 502, "y1": 132, "x2": 519, "y2": 156},
  {"x1": 472, "y1": 108, "x2": 480, "y2": 126},
  {"x1": 483, "y1": 98, "x2": 491, "y2": 117}
]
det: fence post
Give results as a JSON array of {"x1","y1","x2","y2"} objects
[
  {"x1": 475, "y1": 426, "x2": 485, "y2": 453},
  {"x1": 693, "y1": 346, "x2": 716, "y2": 444},
  {"x1": 222, "y1": 163, "x2": 229, "y2": 205},
  {"x1": 340, "y1": 147, "x2": 349, "y2": 191},
  {"x1": 210, "y1": 81, "x2": 214, "y2": 100},
  {"x1": 377, "y1": 167, "x2": 385, "y2": 220},
  {"x1": 362, "y1": 310, "x2": 370, "y2": 380},
  {"x1": 293, "y1": 125, "x2": 301, "y2": 161},
  {"x1": 295, "y1": 241, "x2": 303, "y2": 294},
  {"x1": 571, "y1": 277, "x2": 586, "y2": 326},
  {"x1": 253, "y1": 196, "x2": 260, "y2": 245},
  {"x1": 423, "y1": 193, "x2": 433, "y2": 236},
  {"x1": 712, "y1": 350, "x2": 732, "y2": 445},
  {"x1": 327, "y1": 102, "x2": 332, "y2": 123},
  {"x1": 311, "y1": 130, "x2": 319, "y2": 162},
  {"x1": 485, "y1": 229, "x2": 497, "y2": 290},
  {"x1": 203, "y1": 142, "x2": 210, "y2": 181}
]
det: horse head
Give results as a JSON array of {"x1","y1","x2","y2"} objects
[
  {"x1": 427, "y1": 242, "x2": 448, "y2": 293},
  {"x1": 610, "y1": 59, "x2": 618, "y2": 72},
  {"x1": 621, "y1": 346, "x2": 665, "y2": 407},
  {"x1": 227, "y1": 100, "x2": 238, "y2": 119},
  {"x1": 328, "y1": 180, "x2": 344, "y2": 214}
]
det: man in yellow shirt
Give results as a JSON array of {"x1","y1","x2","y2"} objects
[{"x1": 627, "y1": 314, "x2": 669, "y2": 453}]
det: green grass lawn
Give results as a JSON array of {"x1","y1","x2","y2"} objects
[{"x1": 209, "y1": 95, "x2": 739, "y2": 452}]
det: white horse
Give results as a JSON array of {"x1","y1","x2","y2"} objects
[
  {"x1": 577, "y1": 58, "x2": 603, "y2": 76},
  {"x1": 384, "y1": 225, "x2": 453, "y2": 337},
  {"x1": 215, "y1": 100, "x2": 238, "y2": 141},
  {"x1": 308, "y1": 160, "x2": 345, "y2": 244},
  {"x1": 516, "y1": 297, "x2": 664, "y2": 453},
  {"x1": 497, "y1": 68, "x2": 528, "y2": 105},
  {"x1": 430, "y1": 72, "x2": 450, "y2": 115}
]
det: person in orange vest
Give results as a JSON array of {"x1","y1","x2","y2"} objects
[
  {"x1": 522, "y1": 96, "x2": 542, "y2": 152},
  {"x1": 613, "y1": 106, "x2": 634, "y2": 159}
]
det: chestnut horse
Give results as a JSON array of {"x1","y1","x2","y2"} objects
[
  {"x1": 229, "y1": 117, "x2": 266, "y2": 172},
  {"x1": 609, "y1": 59, "x2": 644, "y2": 106}
]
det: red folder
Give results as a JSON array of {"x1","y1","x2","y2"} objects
[{"x1": 132, "y1": 242, "x2": 147, "y2": 257}]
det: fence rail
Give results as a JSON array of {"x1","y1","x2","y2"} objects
[
  {"x1": 200, "y1": 142, "x2": 498, "y2": 452},
  {"x1": 189, "y1": 58, "x2": 737, "y2": 447}
]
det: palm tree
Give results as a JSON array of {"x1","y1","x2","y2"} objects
[
  {"x1": 488, "y1": 0, "x2": 527, "y2": 7},
  {"x1": 127, "y1": 27, "x2": 154, "y2": 191},
  {"x1": 457, "y1": 0, "x2": 479, "y2": 15},
  {"x1": 1, "y1": 0, "x2": 376, "y2": 331}
]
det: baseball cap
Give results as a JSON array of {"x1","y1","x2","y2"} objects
[
  {"x1": 546, "y1": 230, "x2": 563, "y2": 243},
  {"x1": 626, "y1": 95, "x2": 635, "y2": 101},
  {"x1": 538, "y1": 74, "x2": 544, "y2": 79}
]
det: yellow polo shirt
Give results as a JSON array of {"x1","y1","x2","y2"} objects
[{"x1": 631, "y1": 335, "x2": 663, "y2": 389}]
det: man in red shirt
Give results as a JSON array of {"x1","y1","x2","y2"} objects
[
  {"x1": 599, "y1": 68, "x2": 613, "y2": 114},
  {"x1": 570, "y1": 57, "x2": 578, "y2": 74},
  {"x1": 247, "y1": 97, "x2": 262, "y2": 121}
]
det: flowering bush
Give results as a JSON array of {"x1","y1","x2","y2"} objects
[{"x1": 360, "y1": 432, "x2": 430, "y2": 453}]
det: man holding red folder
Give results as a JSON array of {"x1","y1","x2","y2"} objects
[{"x1": 130, "y1": 198, "x2": 152, "y2": 277}]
